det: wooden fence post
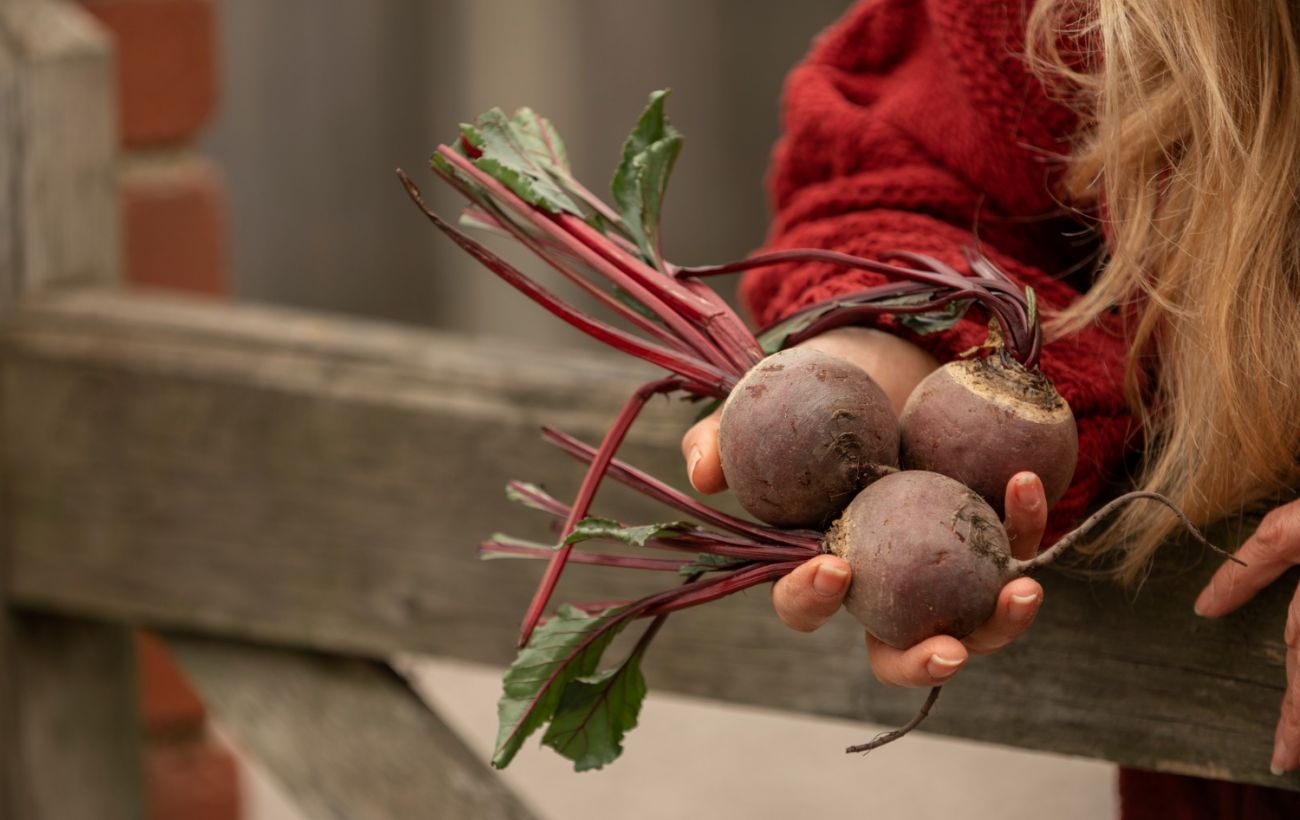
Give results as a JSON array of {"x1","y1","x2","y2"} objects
[{"x1": 0, "y1": 1, "x2": 141, "y2": 817}]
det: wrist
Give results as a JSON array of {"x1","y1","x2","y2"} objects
[{"x1": 795, "y1": 327, "x2": 939, "y2": 415}]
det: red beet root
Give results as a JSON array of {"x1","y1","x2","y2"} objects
[
  {"x1": 825, "y1": 470, "x2": 1009, "y2": 648},
  {"x1": 719, "y1": 348, "x2": 900, "y2": 529},
  {"x1": 900, "y1": 356, "x2": 1078, "y2": 514}
]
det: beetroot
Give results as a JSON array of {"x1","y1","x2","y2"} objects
[
  {"x1": 402, "y1": 95, "x2": 1188, "y2": 770},
  {"x1": 719, "y1": 348, "x2": 899, "y2": 529},
  {"x1": 523, "y1": 436, "x2": 1240, "y2": 762},
  {"x1": 826, "y1": 470, "x2": 1007, "y2": 648},
  {"x1": 900, "y1": 356, "x2": 1078, "y2": 514}
]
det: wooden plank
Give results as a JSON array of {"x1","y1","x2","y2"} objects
[
  {"x1": 0, "y1": 3, "x2": 137, "y2": 817},
  {"x1": 0, "y1": 0, "x2": 118, "y2": 293},
  {"x1": 167, "y1": 634, "x2": 539, "y2": 820},
  {"x1": 6, "y1": 614, "x2": 144, "y2": 820},
  {"x1": 2, "y1": 289, "x2": 1297, "y2": 789}
]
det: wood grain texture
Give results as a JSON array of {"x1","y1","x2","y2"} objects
[
  {"x1": 7, "y1": 615, "x2": 144, "y2": 820},
  {"x1": 1, "y1": 4, "x2": 134, "y2": 817},
  {"x1": 168, "y1": 634, "x2": 539, "y2": 820},
  {"x1": 3, "y1": 290, "x2": 1297, "y2": 790},
  {"x1": 0, "y1": 0, "x2": 118, "y2": 294}
]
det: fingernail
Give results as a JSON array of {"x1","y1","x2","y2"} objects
[
  {"x1": 1193, "y1": 590, "x2": 1211, "y2": 617},
  {"x1": 927, "y1": 654, "x2": 964, "y2": 680},
  {"x1": 1016, "y1": 475, "x2": 1041, "y2": 510},
  {"x1": 1273, "y1": 739, "x2": 1290, "y2": 775},
  {"x1": 1010, "y1": 591, "x2": 1041, "y2": 620},
  {"x1": 812, "y1": 563, "x2": 849, "y2": 597},
  {"x1": 687, "y1": 446, "x2": 702, "y2": 490}
]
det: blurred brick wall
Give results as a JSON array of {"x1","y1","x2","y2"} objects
[
  {"x1": 77, "y1": 1, "x2": 239, "y2": 818},
  {"x1": 84, "y1": 0, "x2": 227, "y2": 296}
]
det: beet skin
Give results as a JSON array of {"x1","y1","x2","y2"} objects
[
  {"x1": 825, "y1": 470, "x2": 1011, "y2": 648},
  {"x1": 899, "y1": 357, "x2": 1078, "y2": 514},
  {"x1": 719, "y1": 348, "x2": 899, "y2": 529}
]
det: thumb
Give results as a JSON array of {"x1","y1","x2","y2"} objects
[{"x1": 772, "y1": 555, "x2": 851, "y2": 632}]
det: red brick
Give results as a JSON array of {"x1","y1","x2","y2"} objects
[
  {"x1": 121, "y1": 154, "x2": 228, "y2": 295},
  {"x1": 80, "y1": 0, "x2": 218, "y2": 147},
  {"x1": 137, "y1": 630, "x2": 208, "y2": 739},
  {"x1": 145, "y1": 735, "x2": 241, "y2": 820}
]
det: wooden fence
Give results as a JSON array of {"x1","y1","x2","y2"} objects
[{"x1": 1, "y1": 2, "x2": 1296, "y2": 817}]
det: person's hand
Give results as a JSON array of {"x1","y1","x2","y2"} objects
[
  {"x1": 769, "y1": 472, "x2": 1046, "y2": 686},
  {"x1": 681, "y1": 327, "x2": 940, "y2": 494},
  {"x1": 1194, "y1": 498, "x2": 1300, "y2": 775},
  {"x1": 680, "y1": 327, "x2": 1046, "y2": 686}
]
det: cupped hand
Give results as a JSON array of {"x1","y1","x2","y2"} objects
[
  {"x1": 1194, "y1": 497, "x2": 1300, "y2": 775},
  {"x1": 769, "y1": 472, "x2": 1047, "y2": 687},
  {"x1": 680, "y1": 327, "x2": 939, "y2": 495},
  {"x1": 679, "y1": 328, "x2": 1045, "y2": 688}
]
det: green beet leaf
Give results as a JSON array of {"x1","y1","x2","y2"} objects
[
  {"x1": 882, "y1": 293, "x2": 973, "y2": 336},
  {"x1": 564, "y1": 517, "x2": 691, "y2": 548},
  {"x1": 504, "y1": 481, "x2": 562, "y2": 514},
  {"x1": 677, "y1": 553, "x2": 748, "y2": 576},
  {"x1": 756, "y1": 292, "x2": 974, "y2": 355},
  {"x1": 460, "y1": 109, "x2": 583, "y2": 216},
  {"x1": 611, "y1": 90, "x2": 683, "y2": 269},
  {"x1": 493, "y1": 604, "x2": 632, "y2": 769},
  {"x1": 479, "y1": 533, "x2": 554, "y2": 561},
  {"x1": 542, "y1": 653, "x2": 647, "y2": 771}
]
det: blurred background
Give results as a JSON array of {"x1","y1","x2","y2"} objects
[
  {"x1": 64, "y1": 0, "x2": 1119, "y2": 817},
  {"x1": 206, "y1": 0, "x2": 851, "y2": 340}
]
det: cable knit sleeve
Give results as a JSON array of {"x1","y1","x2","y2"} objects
[{"x1": 741, "y1": 0, "x2": 1134, "y2": 537}]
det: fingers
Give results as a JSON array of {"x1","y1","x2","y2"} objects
[
  {"x1": 1195, "y1": 502, "x2": 1300, "y2": 618},
  {"x1": 1272, "y1": 581, "x2": 1300, "y2": 774},
  {"x1": 1003, "y1": 472, "x2": 1047, "y2": 561},
  {"x1": 868, "y1": 632, "x2": 969, "y2": 687},
  {"x1": 771, "y1": 555, "x2": 851, "y2": 632},
  {"x1": 680, "y1": 412, "x2": 726, "y2": 494},
  {"x1": 962, "y1": 576, "x2": 1044, "y2": 654}
]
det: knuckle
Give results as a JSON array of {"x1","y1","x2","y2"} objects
[
  {"x1": 867, "y1": 656, "x2": 907, "y2": 688},
  {"x1": 1253, "y1": 510, "x2": 1298, "y2": 558},
  {"x1": 778, "y1": 612, "x2": 815, "y2": 633},
  {"x1": 966, "y1": 637, "x2": 1009, "y2": 656}
]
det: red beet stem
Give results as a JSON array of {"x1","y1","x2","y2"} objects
[
  {"x1": 540, "y1": 425, "x2": 822, "y2": 551},
  {"x1": 679, "y1": 248, "x2": 1040, "y2": 367},
  {"x1": 518, "y1": 377, "x2": 683, "y2": 647},
  {"x1": 480, "y1": 540, "x2": 690, "y2": 572},
  {"x1": 845, "y1": 686, "x2": 943, "y2": 754},
  {"x1": 398, "y1": 171, "x2": 735, "y2": 396},
  {"x1": 558, "y1": 215, "x2": 763, "y2": 370},
  {"x1": 643, "y1": 560, "x2": 804, "y2": 616},
  {"x1": 506, "y1": 481, "x2": 816, "y2": 560},
  {"x1": 434, "y1": 149, "x2": 738, "y2": 374},
  {"x1": 458, "y1": 204, "x2": 698, "y2": 356},
  {"x1": 1013, "y1": 491, "x2": 1242, "y2": 575},
  {"x1": 505, "y1": 480, "x2": 571, "y2": 518},
  {"x1": 642, "y1": 536, "x2": 816, "y2": 563}
]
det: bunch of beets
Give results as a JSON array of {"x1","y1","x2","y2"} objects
[{"x1": 399, "y1": 91, "x2": 1234, "y2": 771}]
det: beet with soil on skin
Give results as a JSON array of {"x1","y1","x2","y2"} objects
[
  {"x1": 719, "y1": 347, "x2": 900, "y2": 529},
  {"x1": 899, "y1": 356, "x2": 1078, "y2": 515},
  {"x1": 825, "y1": 470, "x2": 1012, "y2": 649}
]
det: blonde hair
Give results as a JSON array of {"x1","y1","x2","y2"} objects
[{"x1": 1027, "y1": 0, "x2": 1300, "y2": 582}]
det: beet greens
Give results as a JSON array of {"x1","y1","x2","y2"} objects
[{"x1": 399, "y1": 92, "x2": 1057, "y2": 771}]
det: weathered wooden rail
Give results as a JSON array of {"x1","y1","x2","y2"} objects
[
  {"x1": 1, "y1": 1, "x2": 1297, "y2": 817},
  {"x1": 3, "y1": 290, "x2": 1298, "y2": 795}
]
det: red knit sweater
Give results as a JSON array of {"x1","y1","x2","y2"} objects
[
  {"x1": 742, "y1": 0, "x2": 1131, "y2": 543},
  {"x1": 743, "y1": 1, "x2": 1300, "y2": 817}
]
